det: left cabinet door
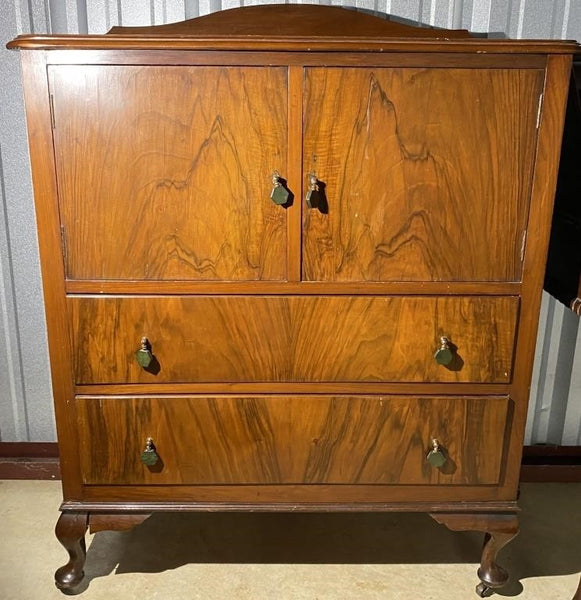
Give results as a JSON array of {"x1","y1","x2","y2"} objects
[{"x1": 49, "y1": 65, "x2": 289, "y2": 281}]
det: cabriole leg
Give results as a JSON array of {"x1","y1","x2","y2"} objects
[
  {"x1": 54, "y1": 512, "x2": 89, "y2": 592},
  {"x1": 477, "y1": 529, "x2": 517, "y2": 593},
  {"x1": 430, "y1": 512, "x2": 519, "y2": 597}
]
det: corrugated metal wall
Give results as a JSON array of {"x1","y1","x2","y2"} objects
[{"x1": 0, "y1": 0, "x2": 579, "y2": 443}]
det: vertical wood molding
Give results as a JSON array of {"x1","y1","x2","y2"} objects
[
  {"x1": 18, "y1": 50, "x2": 81, "y2": 497},
  {"x1": 505, "y1": 53, "x2": 572, "y2": 496}
]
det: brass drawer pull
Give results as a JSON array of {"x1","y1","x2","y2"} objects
[
  {"x1": 140, "y1": 437, "x2": 159, "y2": 467},
  {"x1": 270, "y1": 170, "x2": 290, "y2": 205},
  {"x1": 434, "y1": 336, "x2": 454, "y2": 366},
  {"x1": 305, "y1": 172, "x2": 320, "y2": 209},
  {"x1": 135, "y1": 337, "x2": 153, "y2": 369},
  {"x1": 427, "y1": 438, "x2": 447, "y2": 468}
]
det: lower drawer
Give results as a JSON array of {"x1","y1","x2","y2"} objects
[{"x1": 77, "y1": 395, "x2": 510, "y2": 486}]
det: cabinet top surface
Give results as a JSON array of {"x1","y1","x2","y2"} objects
[{"x1": 7, "y1": 4, "x2": 579, "y2": 53}]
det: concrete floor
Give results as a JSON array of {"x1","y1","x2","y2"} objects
[{"x1": 0, "y1": 481, "x2": 579, "y2": 600}]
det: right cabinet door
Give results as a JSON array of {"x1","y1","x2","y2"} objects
[{"x1": 302, "y1": 67, "x2": 544, "y2": 282}]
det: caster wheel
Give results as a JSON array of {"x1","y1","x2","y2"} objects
[{"x1": 476, "y1": 582, "x2": 494, "y2": 597}]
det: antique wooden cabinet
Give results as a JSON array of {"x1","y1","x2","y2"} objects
[{"x1": 8, "y1": 5, "x2": 579, "y2": 596}]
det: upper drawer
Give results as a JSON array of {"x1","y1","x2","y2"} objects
[{"x1": 69, "y1": 295, "x2": 518, "y2": 384}]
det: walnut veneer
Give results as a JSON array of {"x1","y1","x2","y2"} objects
[{"x1": 7, "y1": 4, "x2": 579, "y2": 596}]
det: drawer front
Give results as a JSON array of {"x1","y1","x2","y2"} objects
[
  {"x1": 78, "y1": 395, "x2": 510, "y2": 486},
  {"x1": 70, "y1": 295, "x2": 518, "y2": 384}
]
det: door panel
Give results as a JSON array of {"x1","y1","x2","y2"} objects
[
  {"x1": 69, "y1": 295, "x2": 518, "y2": 384},
  {"x1": 50, "y1": 65, "x2": 288, "y2": 281},
  {"x1": 303, "y1": 67, "x2": 542, "y2": 282},
  {"x1": 78, "y1": 395, "x2": 510, "y2": 486}
]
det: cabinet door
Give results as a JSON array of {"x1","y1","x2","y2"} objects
[
  {"x1": 303, "y1": 67, "x2": 543, "y2": 282},
  {"x1": 50, "y1": 66, "x2": 288, "y2": 281}
]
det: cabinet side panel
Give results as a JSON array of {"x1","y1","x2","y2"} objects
[
  {"x1": 19, "y1": 51, "x2": 81, "y2": 498},
  {"x1": 504, "y1": 54, "x2": 573, "y2": 499}
]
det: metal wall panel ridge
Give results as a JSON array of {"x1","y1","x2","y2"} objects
[{"x1": 0, "y1": 0, "x2": 579, "y2": 443}]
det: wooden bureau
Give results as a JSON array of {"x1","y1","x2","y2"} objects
[{"x1": 7, "y1": 5, "x2": 579, "y2": 596}]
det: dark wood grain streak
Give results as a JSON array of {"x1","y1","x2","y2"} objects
[
  {"x1": 50, "y1": 65, "x2": 288, "y2": 281},
  {"x1": 303, "y1": 67, "x2": 542, "y2": 282},
  {"x1": 69, "y1": 295, "x2": 519, "y2": 384},
  {"x1": 77, "y1": 395, "x2": 509, "y2": 486}
]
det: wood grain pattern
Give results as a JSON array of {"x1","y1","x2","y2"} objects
[
  {"x1": 106, "y1": 5, "x2": 471, "y2": 38},
  {"x1": 287, "y1": 65, "x2": 304, "y2": 282},
  {"x1": 8, "y1": 38, "x2": 578, "y2": 55},
  {"x1": 504, "y1": 54, "x2": 574, "y2": 498},
  {"x1": 73, "y1": 382, "x2": 512, "y2": 396},
  {"x1": 64, "y1": 279, "x2": 522, "y2": 295},
  {"x1": 79, "y1": 484, "x2": 511, "y2": 504},
  {"x1": 11, "y1": 5, "x2": 576, "y2": 590},
  {"x1": 69, "y1": 295, "x2": 519, "y2": 384},
  {"x1": 303, "y1": 67, "x2": 542, "y2": 282},
  {"x1": 42, "y1": 50, "x2": 549, "y2": 69},
  {"x1": 50, "y1": 65, "x2": 288, "y2": 281},
  {"x1": 77, "y1": 395, "x2": 509, "y2": 486},
  {"x1": 89, "y1": 513, "x2": 151, "y2": 533},
  {"x1": 19, "y1": 51, "x2": 83, "y2": 500},
  {"x1": 66, "y1": 498, "x2": 519, "y2": 512}
]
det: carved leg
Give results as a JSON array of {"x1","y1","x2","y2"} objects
[
  {"x1": 54, "y1": 512, "x2": 89, "y2": 592},
  {"x1": 430, "y1": 512, "x2": 519, "y2": 597},
  {"x1": 477, "y1": 529, "x2": 516, "y2": 592}
]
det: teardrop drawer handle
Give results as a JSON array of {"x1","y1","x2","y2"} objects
[
  {"x1": 270, "y1": 170, "x2": 290, "y2": 205},
  {"x1": 135, "y1": 337, "x2": 153, "y2": 369},
  {"x1": 140, "y1": 437, "x2": 159, "y2": 466},
  {"x1": 434, "y1": 336, "x2": 454, "y2": 366},
  {"x1": 427, "y1": 438, "x2": 447, "y2": 468},
  {"x1": 305, "y1": 172, "x2": 320, "y2": 209}
]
